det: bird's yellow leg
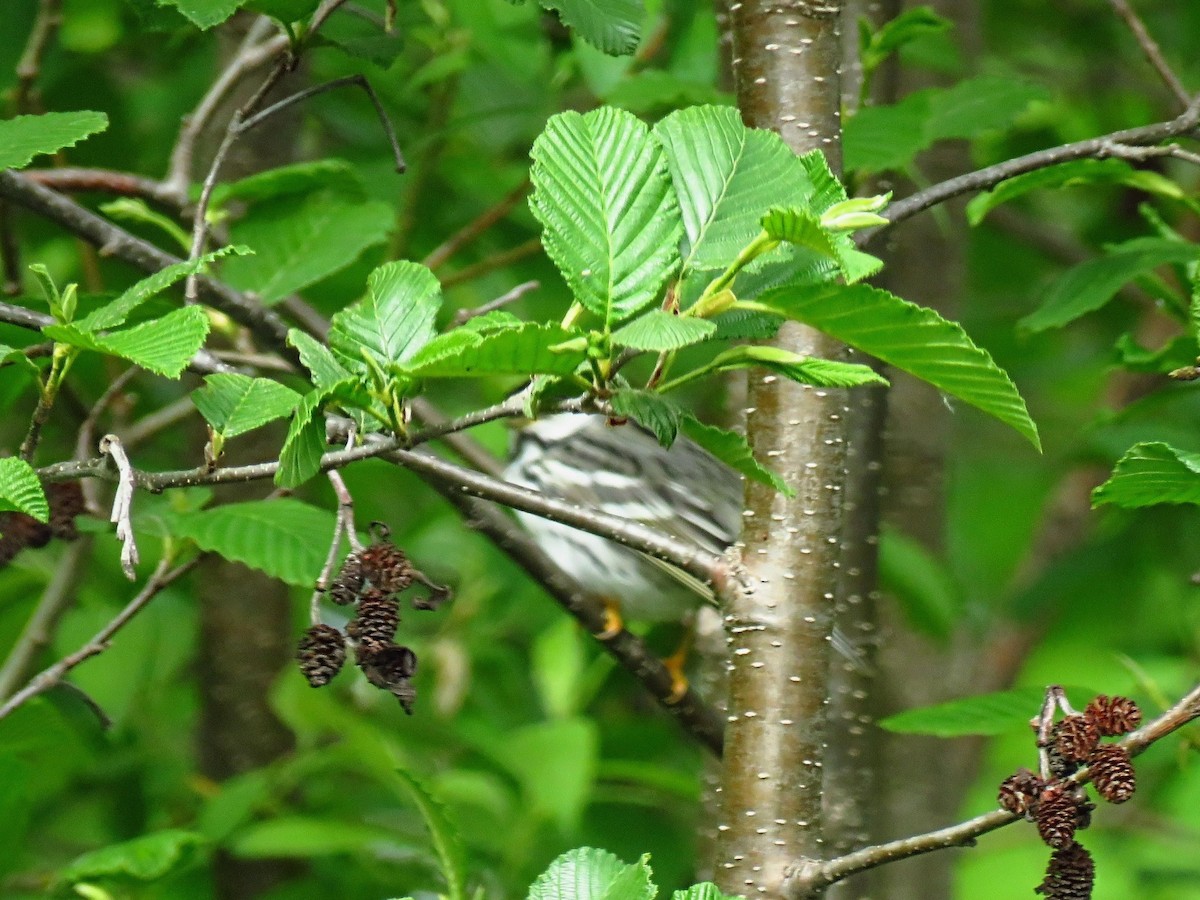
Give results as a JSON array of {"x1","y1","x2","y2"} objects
[
  {"x1": 597, "y1": 598, "x2": 624, "y2": 640},
  {"x1": 661, "y1": 621, "x2": 696, "y2": 705}
]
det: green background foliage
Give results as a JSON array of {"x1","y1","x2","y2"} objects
[{"x1": 2, "y1": 1, "x2": 1200, "y2": 898}]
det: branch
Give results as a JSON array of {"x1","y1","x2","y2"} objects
[
  {"x1": 1107, "y1": 0, "x2": 1191, "y2": 109},
  {"x1": 450, "y1": 279, "x2": 539, "y2": 327},
  {"x1": 786, "y1": 680, "x2": 1200, "y2": 895},
  {"x1": 439, "y1": 237, "x2": 543, "y2": 289},
  {"x1": 0, "y1": 556, "x2": 201, "y2": 721},
  {"x1": 420, "y1": 471, "x2": 726, "y2": 755},
  {"x1": 868, "y1": 94, "x2": 1200, "y2": 239},
  {"x1": 0, "y1": 168, "x2": 297, "y2": 363},
  {"x1": 25, "y1": 168, "x2": 188, "y2": 211}
]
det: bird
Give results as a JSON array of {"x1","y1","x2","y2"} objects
[{"x1": 503, "y1": 412, "x2": 742, "y2": 689}]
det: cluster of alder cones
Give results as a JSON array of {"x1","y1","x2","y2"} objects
[
  {"x1": 998, "y1": 692, "x2": 1142, "y2": 899},
  {"x1": 296, "y1": 525, "x2": 449, "y2": 714}
]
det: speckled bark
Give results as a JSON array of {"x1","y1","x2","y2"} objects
[{"x1": 714, "y1": 3, "x2": 849, "y2": 897}]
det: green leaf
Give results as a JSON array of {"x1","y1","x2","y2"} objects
[
  {"x1": 213, "y1": 159, "x2": 361, "y2": 206},
  {"x1": 530, "y1": 107, "x2": 682, "y2": 327},
  {"x1": 861, "y1": 6, "x2": 951, "y2": 74},
  {"x1": 390, "y1": 769, "x2": 468, "y2": 900},
  {"x1": 157, "y1": 0, "x2": 246, "y2": 29},
  {"x1": 757, "y1": 283, "x2": 1040, "y2": 450},
  {"x1": 880, "y1": 687, "x2": 1074, "y2": 737},
  {"x1": 528, "y1": 847, "x2": 645, "y2": 900},
  {"x1": 539, "y1": 0, "x2": 643, "y2": 55},
  {"x1": 93, "y1": 306, "x2": 210, "y2": 377},
  {"x1": 0, "y1": 458, "x2": 49, "y2": 522},
  {"x1": 966, "y1": 158, "x2": 1189, "y2": 226},
  {"x1": 843, "y1": 93, "x2": 931, "y2": 174},
  {"x1": 288, "y1": 329, "x2": 352, "y2": 390},
  {"x1": 654, "y1": 106, "x2": 816, "y2": 274},
  {"x1": 168, "y1": 499, "x2": 337, "y2": 585},
  {"x1": 878, "y1": 527, "x2": 963, "y2": 641},
  {"x1": 493, "y1": 718, "x2": 598, "y2": 831},
  {"x1": 609, "y1": 388, "x2": 683, "y2": 445},
  {"x1": 673, "y1": 886, "x2": 740, "y2": 900},
  {"x1": 192, "y1": 374, "x2": 301, "y2": 440},
  {"x1": 923, "y1": 75, "x2": 1048, "y2": 143},
  {"x1": 59, "y1": 830, "x2": 205, "y2": 883},
  {"x1": 610, "y1": 310, "x2": 717, "y2": 351},
  {"x1": 74, "y1": 245, "x2": 249, "y2": 332},
  {"x1": 404, "y1": 323, "x2": 586, "y2": 378},
  {"x1": 328, "y1": 261, "x2": 442, "y2": 371},
  {"x1": 0, "y1": 111, "x2": 109, "y2": 170},
  {"x1": 1020, "y1": 237, "x2": 1200, "y2": 333},
  {"x1": 222, "y1": 191, "x2": 393, "y2": 304},
  {"x1": 681, "y1": 417, "x2": 791, "y2": 496},
  {"x1": 230, "y1": 817, "x2": 398, "y2": 857},
  {"x1": 242, "y1": 0, "x2": 321, "y2": 22},
  {"x1": 1113, "y1": 333, "x2": 1199, "y2": 374},
  {"x1": 1092, "y1": 441, "x2": 1200, "y2": 508},
  {"x1": 275, "y1": 387, "x2": 337, "y2": 488},
  {"x1": 700, "y1": 346, "x2": 889, "y2": 388},
  {"x1": 100, "y1": 198, "x2": 191, "y2": 251}
]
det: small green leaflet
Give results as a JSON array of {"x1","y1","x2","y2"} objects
[
  {"x1": 45, "y1": 306, "x2": 212, "y2": 378},
  {"x1": 328, "y1": 261, "x2": 442, "y2": 372},
  {"x1": 530, "y1": 107, "x2": 682, "y2": 328},
  {"x1": 700, "y1": 346, "x2": 889, "y2": 389},
  {"x1": 275, "y1": 385, "x2": 339, "y2": 488},
  {"x1": 168, "y1": 498, "x2": 337, "y2": 586},
  {"x1": 0, "y1": 458, "x2": 49, "y2": 523},
  {"x1": 1092, "y1": 441, "x2": 1200, "y2": 508},
  {"x1": 610, "y1": 310, "x2": 716, "y2": 352},
  {"x1": 754, "y1": 283, "x2": 1040, "y2": 450},
  {"x1": 609, "y1": 388, "x2": 684, "y2": 445},
  {"x1": 0, "y1": 111, "x2": 108, "y2": 170},
  {"x1": 192, "y1": 374, "x2": 301, "y2": 440},
  {"x1": 1019, "y1": 237, "x2": 1200, "y2": 333},
  {"x1": 59, "y1": 830, "x2": 205, "y2": 884}
]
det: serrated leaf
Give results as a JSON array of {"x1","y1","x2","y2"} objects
[
  {"x1": 0, "y1": 111, "x2": 108, "y2": 170},
  {"x1": 288, "y1": 329, "x2": 352, "y2": 390},
  {"x1": 703, "y1": 346, "x2": 889, "y2": 388},
  {"x1": 0, "y1": 458, "x2": 49, "y2": 522},
  {"x1": 540, "y1": 0, "x2": 643, "y2": 55},
  {"x1": 530, "y1": 107, "x2": 682, "y2": 327},
  {"x1": 192, "y1": 374, "x2": 301, "y2": 440},
  {"x1": 527, "y1": 847, "x2": 636, "y2": 900},
  {"x1": 275, "y1": 387, "x2": 336, "y2": 488},
  {"x1": 681, "y1": 417, "x2": 791, "y2": 496},
  {"x1": 95, "y1": 306, "x2": 211, "y2": 378},
  {"x1": 1020, "y1": 237, "x2": 1200, "y2": 333},
  {"x1": 1091, "y1": 441, "x2": 1200, "y2": 508},
  {"x1": 672, "y1": 885, "x2": 740, "y2": 900},
  {"x1": 222, "y1": 191, "x2": 393, "y2": 304},
  {"x1": 169, "y1": 499, "x2": 337, "y2": 585},
  {"x1": 390, "y1": 769, "x2": 468, "y2": 900},
  {"x1": 405, "y1": 323, "x2": 586, "y2": 378},
  {"x1": 59, "y1": 830, "x2": 205, "y2": 883},
  {"x1": 880, "y1": 687, "x2": 1077, "y2": 737},
  {"x1": 966, "y1": 158, "x2": 1188, "y2": 226},
  {"x1": 757, "y1": 283, "x2": 1040, "y2": 449},
  {"x1": 610, "y1": 310, "x2": 716, "y2": 351},
  {"x1": 158, "y1": 0, "x2": 246, "y2": 29},
  {"x1": 74, "y1": 245, "x2": 249, "y2": 332},
  {"x1": 459, "y1": 310, "x2": 524, "y2": 333},
  {"x1": 609, "y1": 388, "x2": 683, "y2": 445},
  {"x1": 709, "y1": 307, "x2": 784, "y2": 341},
  {"x1": 329, "y1": 261, "x2": 442, "y2": 372},
  {"x1": 654, "y1": 106, "x2": 816, "y2": 274},
  {"x1": 761, "y1": 207, "x2": 842, "y2": 265}
]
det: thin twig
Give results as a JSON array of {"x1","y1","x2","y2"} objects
[
  {"x1": 25, "y1": 169, "x2": 188, "y2": 211},
  {"x1": 0, "y1": 556, "x2": 201, "y2": 721},
  {"x1": 1107, "y1": 0, "x2": 1191, "y2": 109},
  {"x1": 450, "y1": 280, "x2": 539, "y2": 327},
  {"x1": 423, "y1": 178, "x2": 532, "y2": 271},
  {"x1": 439, "y1": 237, "x2": 544, "y2": 289},
  {"x1": 867, "y1": 94, "x2": 1200, "y2": 241}
]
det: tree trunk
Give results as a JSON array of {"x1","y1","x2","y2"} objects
[{"x1": 714, "y1": 4, "x2": 850, "y2": 897}]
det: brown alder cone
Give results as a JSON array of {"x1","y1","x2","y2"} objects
[
  {"x1": 357, "y1": 540, "x2": 415, "y2": 593},
  {"x1": 1054, "y1": 714, "x2": 1100, "y2": 763},
  {"x1": 1085, "y1": 694, "x2": 1142, "y2": 736},
  {"x1": 296, "y1": 624, "x2": 346, "y2": 687},
  {"x1": 347, "y1": 589, "x2": 400, "y2": 654},
  {"x1": 1035, "y1": 785, "x2": 1085, "y2": 849},
  {"x1": 997, "y1": 768, "x2": 1044, "y2": 816},
  {"x1": 1035, "y1": 841, "x2": 1094, "y2": 899},
  {"x1": 1089, "y1": 743, "x2": 1136, "y2": 804}
]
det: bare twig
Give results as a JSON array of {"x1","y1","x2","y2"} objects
[
  {"x1": 868, "y1": 94, "x2": 1200, "y2": 240},
  {"x1": 1107, "y1": 0, "x2": 1191, "y2": 109},
  {"x1": 0, "y1": 556, "x2": 201, "y2": 721},
  {"x1": 14, "y1": 0, "x2": 63, "y2": 112},
  {"x1": 439, "y1": 237, "x2": 544, "y2": 289},
  {"x1": 25, "y1": 168, "x2": 188, "y2": 211},
  {"x1": 99, "y1": 434, "x2": 139, "y2": 579},
  {"x1": 450, "y1": 280, "x2": 540, "y2": 326},
  {"x1": 0, "y1": 201, "x2": 22, "y2": 296},
  {"x1": 423, "y1": 178, "x2": 532, "y2": 271}
]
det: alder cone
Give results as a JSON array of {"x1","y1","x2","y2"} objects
[
  {"x1": 1085, "y1": 694, "x2": 1142, "y2": 736},
  {"x1": 358, "y1": 541, "x2": 414, "y2": 593},
  {"x1": 1054, "y1": 714, "x2": 1100, "y2": 763},
  {"x1": 1036, "y1": 786, "x2": 1084, "y2": 849},
  {"x1": 1089, "y1": 743, "x2": 1136, "y2": 804},
  {"x1": 1035, "y1": 841, "x2": 1094, "y2": 899},
  {"x1": 347, "y1": 589, "x2": 400, "y2": 653},
  {"x1": 329, "y1": 554, "x2": 366, "y2": 606},
  {"x1": 998, "y1": 768, "x2": 1043, "y2": 816},
  {"x1": 296, "y1": 624, "x2": 346, "y2": 687}
]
